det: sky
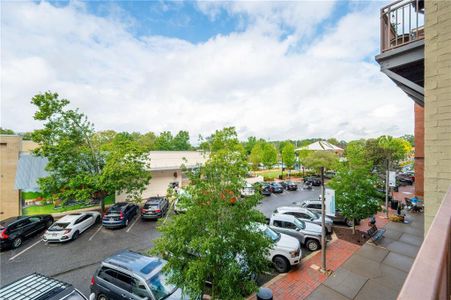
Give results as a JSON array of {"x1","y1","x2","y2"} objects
[{"x1": 1, "y1": 0, "x2": 414, "y2": 142}]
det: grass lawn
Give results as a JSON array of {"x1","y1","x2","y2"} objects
[{"x1": 23, "y1": 195, "x2": 116, "y2": 215}]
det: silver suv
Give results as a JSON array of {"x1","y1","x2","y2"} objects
[
  {"x1": 298, "y1": 200, "x2": 358, "y2": 227},
  {"x1": 268, "y1": 214, "x2": 322, "y2": 251},
  {"x1": 274, "y1": 206, "x2": 333, "y2": 233}
]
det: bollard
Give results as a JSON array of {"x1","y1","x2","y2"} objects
[{"x1": 256, "y1": 287, "x2": 273, "y2": 300}]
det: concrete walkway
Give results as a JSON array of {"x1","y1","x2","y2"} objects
[{"x1": 306, "y1": 212, "x2": 424, "y2": 300}]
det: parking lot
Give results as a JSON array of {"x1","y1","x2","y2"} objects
[{"x1": 0, "y1": 186, "x2": 320, "y2": 297}]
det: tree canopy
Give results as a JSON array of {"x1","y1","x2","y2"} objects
[
  {"x1": 151, "y1": 128, "x2": 272, "y2": 299},
  {"x1": 31, "y1": 92, "x2": 151, "y2": 211},
  {"x1": 302, "y1": 151, "x2": 338, "y2": 172},
  {"x1": 281, "y1": 142, "x2": 296, "y2": 170}
]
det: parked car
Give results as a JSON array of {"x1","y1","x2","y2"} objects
[
  {"x1": 240, "y1": 183, "x2": 255, "y2": 197},
  {"x1": 397, "y1": 173, "x2": 414, "y2": 185},
  {"x1": 102, "y1": 202, "x2": 138, "y2": 229},
  {"x1": 254, "y1": 224, "x2": 302, "y2": 273},
  {"x1": 0, "y1": 273, "x2": 87, "y2": 300},
  {"x1": 254, "y1": 182, "x2": 271, "y2": 196},
  {"x1": 299, "y1": 200, "x2": 359, "y2": 227},
  {"x1": 274, "y1": 206, "x2": 333, "y2": 233},
  {"x1": 268, "y1": 213, "x2": 322, "y2": 251},
  {"x1": 141, "y1": 197, "x2": 169, "y2": 220},
  {"x1": 280, "y1": 181, "x2": 298, "y2": 191},
  {"x1": 269, "y1": 182, "x2": 284, "y2": 194},
  {"x1": 0, "y1": 215, "x2": 54, "y2": 250},
  {"x1": 43, "y1": 212, "x2": 101, "y2": 243},
  {"x1": 90, "y1": 250, "x2": 193, "y2": 300},
  {"x1": 303, "y1": 176, "x2": 321, "y2": 186},
  {"x1": 324, "y1": 171, "x2": 336, "y2": 179}
]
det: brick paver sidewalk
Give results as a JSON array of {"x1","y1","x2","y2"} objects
[{"x1": 263, "y1": 239, "x2": 360, "y2": 300}]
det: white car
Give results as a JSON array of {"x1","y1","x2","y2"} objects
[
  {"x1": 240, "y1": 183, "x2": 255, "y2": 197},
  {"x1": 255, "y1": 224, "x2": 302, "y2": 273},
  {"x1": 43, "y1": 212, "x2": 101, "y2": 243}
]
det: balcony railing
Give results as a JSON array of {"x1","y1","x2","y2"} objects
[
  {"x1": 380, "y1": 0, "x2": 425, "y2": 52},
  {"x1": 398, "y1": 186, "x2": 451, "y2": 300}
]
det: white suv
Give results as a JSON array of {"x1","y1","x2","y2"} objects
[{"x1": 255, "y1": 224, "x2": 302, "y2": 273}]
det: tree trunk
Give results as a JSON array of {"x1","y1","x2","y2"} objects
[{"x1": 352, "y1": 222, "x2": 356, "y2": 235}]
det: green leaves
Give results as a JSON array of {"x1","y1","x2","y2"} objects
[
  {"x1": 152, "y1": 128, "x2": 272, "y2": 299},
  {"x1": 30, "y1": 92, "x2": 151, "y2": 210},
  {"x1": 281, "y1": 142, "x2": 295, "y2": 170}
]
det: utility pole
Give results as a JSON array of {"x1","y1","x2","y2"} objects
[
  {"x1": 320, "y1": 167, "x2": 327, "y2": 272},
  {"x1": 385, "y1": 159, "x2": 390, "y2": 219}
]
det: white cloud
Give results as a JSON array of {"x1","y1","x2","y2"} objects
[{"x1": 0, "y1": 1, "x2": 413, "y2": 142}]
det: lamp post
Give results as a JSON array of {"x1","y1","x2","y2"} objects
[{"x1": 320, "y1": 167, "x2": 327, "y2": 272}]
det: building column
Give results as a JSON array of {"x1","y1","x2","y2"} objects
[{"x1": 414, "y1": 103, "x2": 424, "y2": 198}]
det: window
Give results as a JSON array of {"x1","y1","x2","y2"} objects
[
  {"x1": 282, "y1": 221, "x2": 296, "y2": 230},
  {"x1": 147, "y1": 273, "x2": 176, "y2": 300},
  {"x1": 131, "y1": 277, "x2": 151, "y2": 299},
  {"x1": 98, "y1": 267, "x2": 117, "y2": 283},
  {"x1": 273, "y1": 220, "x2": 283, "y2": 227},
  {"x1": 115, "y1": 271, "x2": 132, "y2": 292},
  {"x1": 75, "y1": 215, "x2": 89, "y2": 224},
  {"x1": 28, "y1": 217, "x2": 40, "y2": 223}
]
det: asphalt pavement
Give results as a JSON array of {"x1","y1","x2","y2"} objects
[{"x1": 0, "y1": 186, "x2": 320, "y2": 297}]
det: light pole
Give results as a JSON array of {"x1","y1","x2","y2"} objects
[
  {"x1": 320, "y1": 167, "x2": 327, "y2": 272},
  {"x1": 385, "y1": 159, "x2": 390, "y2": 219}
]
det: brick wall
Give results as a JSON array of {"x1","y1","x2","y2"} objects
[
  {"x1": 414, "y1": 103, "x2": 424, "y2": 197},
  {"x1": 424, "y1": 0, "x2": 451, "y2": 231}
]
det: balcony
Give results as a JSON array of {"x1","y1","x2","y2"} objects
[
  {"x1": 398, "y1": 187, "x2": 451, "y2": 299},
  {"x1": 375, "y1": 0, "x2": 425, "y2": 106}
]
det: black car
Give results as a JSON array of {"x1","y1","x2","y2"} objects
[
  {"x1": 304, "y1": 176, "x2": 322, "y2": 186},
  {"x1": 281, "y1": 181, "x2": 298, "y2": 191},
  {"x1": 90, "y1": 250, "x2": 193, "y2": 300},
  {"x1": 269, "y1": 182, "x2": 284, "y2": 193},
  {"x1": 141, "y1": 197, "x2": 169, "y2": 220},
  {"x1": 254, "y1": 182, "x2": 271, "y2": 196},
  {"x1": 102, "y1": 202, "x2": 139, "y2": 229},
  {"x1": 397, "y1": 174, "x2": 414, "y2": 185},
  {"x1": 0, "y1": 215, "x2": 54, "y2": 250},
  {"x1": 0, "y1": 273, "x2": 87, "y2": 299}
]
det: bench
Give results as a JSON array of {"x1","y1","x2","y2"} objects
[{"x1": 367, "y1": 225, "x2": 385, "y2": 244}]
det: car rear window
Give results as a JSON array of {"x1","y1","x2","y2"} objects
[
  {"x1": 144, "y1": 203, "x2": 159, "y2": 209},
  {"x1": 48, "y1": 223, "x2": 70, "y2": 231}
]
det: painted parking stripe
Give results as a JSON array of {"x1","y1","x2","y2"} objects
[
  {"x1": 9, "y1": 240, "x2": 42, "y2": 261},
  {"x1": 88, "y1": 225, "x2": 103, "y2": 241},
  {"x1": 126, "y1": 216, "x2": 140, "y2": 233}
]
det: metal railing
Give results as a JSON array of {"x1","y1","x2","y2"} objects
[
  {"x1": 398, "y1": 186, "x2": 451, "y2": 300},
  {"x1": 380, "y1": 0, "x2": 425, "y2": 52}
]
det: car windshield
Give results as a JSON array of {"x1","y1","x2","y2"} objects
[
  {"x1": 144, "y1": 203, "x2": 159, "y2": 209},
  {"x1": 307, "y1": 210, "x2": 319, "y2": 219},
  {"x1": 294, "y1": 218, "x2": 305, "y2": 230},
  {"x1": 48, "y1": 222, "x2": 70, "y2": 231},
  {"x1": 263, "y1": 227, "x2": 281, "y2": 242},
  {"x1": 147, "y1": 272, "x2": 176, "y2": 300}
]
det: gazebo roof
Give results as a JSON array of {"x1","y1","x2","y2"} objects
[{"x1": 295, "y1": 141, "x2": 343, "y2": 152}]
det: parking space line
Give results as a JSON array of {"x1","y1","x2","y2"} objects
[
  {"x1": 89, "y1": 225, "x2": 103, "y2": 241},
  {"x1": 126, "y1": 216, "x2": 140, "y2": 233},
  {"x1": 9, "y1": 240, "x2": 42, "y2": 261}
]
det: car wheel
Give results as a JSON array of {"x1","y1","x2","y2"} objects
[
  {"x1": 12, "y1": 237, "x2": 22, "y2": 249},
  {"x1": 306, "y1": 239, "x2": 320, "y2": 251},
  {"x1": 97, "y1": 294, "x2": 108, "y2": 300},
  {"x1": 273, "y1": 256, "x2": 290, "y2": 273},
  {"x1": 345, "y1": 219, "x2": 354, "y2": 227},
  {"x1": 72, "y1": 231, "x2": 80, "y2": 240},
  {"x1": 125, "y1": 218, "x2": 129, "y2": 227}
]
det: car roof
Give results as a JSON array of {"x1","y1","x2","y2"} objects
[
  {"x1": 0, "y1": 216, "x2": 28, "y2": 227},
  {"x1": 271, "y1": 213, "x2": 297, "y2": 222},
  {"x1": 0, "y1": 273, "x2": 76, "y2": 300},
  {"x1": 104, "y1": 250, "x2": 166, "y2": 279},
  {"x1": 276, "y1": 206, "x2": 309, "y2": 213},
  {"x1": 303, "y1": 199, "x2": 321, "y2": 204},
  {"x1": 56, "y1": 214, "x2": 82, "y2": 223},
  {"x1": 145, "y1": 197, "x2": 165, "y2": 204}
]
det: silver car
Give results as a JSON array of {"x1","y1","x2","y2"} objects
[
  {"x1": 274, "y1": 206, "x2": 333, "y2": 233},
  {"x1": 299, "y1": 199, "x2": 358, "y2": 227},
  {"x1": 269, "y1": 213, "x2": 322, "y2": 251}
]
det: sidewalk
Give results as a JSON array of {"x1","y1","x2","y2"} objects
[{"x1": 261, "y1": 239, "x2": 360, "y2": 300}]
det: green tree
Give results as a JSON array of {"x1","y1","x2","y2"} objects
[
  {"x1": 31, "y1": 92, "x2": 151, "y2": 212},
  {"x1": 249, "y1": 141, "x2": 264, "y2": 170},
  {"x1": 261, "y1": 143, "x2": 278, "y2": 169},
  {"x1": 154, "y1": 131, "x2": 174, "y2": 150},
  {"x1": 302, "y1": 151, "x2": 338, "y2": 173},
  {"x1": 243, "y1": 136, "x2": 257, "y2": 155},
  {"x1": 328, "y1": 165, "x2": 380, "y2": 234},
  {"x1": 151, "y1": 128, "x2": 272, "y2": 299},
  {"x1": 0, "y1": 127, "x2": 15, "y2": 134},
  {"x1": 366, "y1": 136, "x2": 412, "y2": 173},
  {"x1": 138, "y1": 131, "x2": 157, "y2": 151},
  {"x1": 173, "y1": 130, "x2": 191, "y2": 150},
  {"x1": 281, "y1": 142, "x2": 295, "y2": 170},
  {"x1": 400, "y1": 134, "x2": 414, "y2": 147}
]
